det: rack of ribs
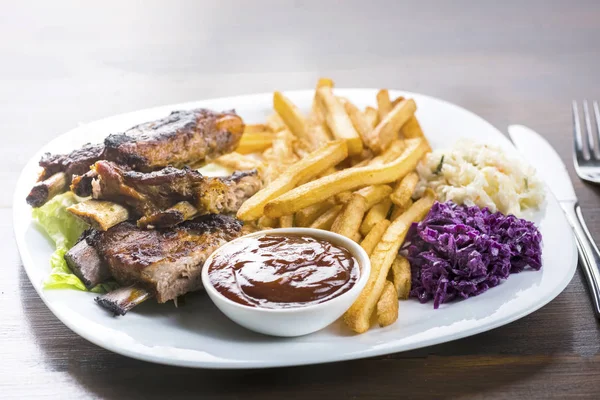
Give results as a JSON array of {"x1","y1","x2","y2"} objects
[
  {"x1": 26, "y1": 144, "x2": 105, "y2": 207},
  {"x1": 26, "y1": 108, "x2": 244, "y2": 207},
  {"x1": 71, "y1": 161, "x2": 262, "y2": 228},
  {"x1": 83, "y1": 214, "x2": 247, "y2": 315},
  {"x1": 102, "y1": 109, "x2": 243, "y2": 172}
]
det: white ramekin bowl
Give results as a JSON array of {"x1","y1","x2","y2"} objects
[{"x1": 201, "y1": 228, "x2": 371, "y2": 337}]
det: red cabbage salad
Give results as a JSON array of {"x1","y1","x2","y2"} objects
[{"x1": 402, "y1": 201, "x2": 542, "y2": 309}]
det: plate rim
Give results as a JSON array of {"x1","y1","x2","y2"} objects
[{"x1": 13, "y1": 88, "x2": 578, "y2": 369}]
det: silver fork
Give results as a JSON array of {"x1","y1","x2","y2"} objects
[{"x1": 573, "y1": 100, "x2": 600, "y2": 183}]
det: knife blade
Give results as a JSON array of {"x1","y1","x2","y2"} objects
[{"x1": 508, "y1": 124, "x2": 600, "y2": 318}]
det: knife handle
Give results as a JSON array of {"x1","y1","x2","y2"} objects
[{"x1": 564, "y1": 204, "x2": 600, "y2": 318}]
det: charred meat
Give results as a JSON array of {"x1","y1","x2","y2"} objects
[
  {"x1": 26, "y1": 143, "x2": 105, "y2": 207},
  {"x1": 27, "y1": 108, "x2": 244, "y2": 207},
  {"x1": 72, "y1": 161, "x2": 261, "y2": 228},
  {"x1": 103, "y1": 109, "x2": 244, "y2": 172},
  {"x1": 64, "y1": 232, "x2": 112, "y2": 289},
  {"x1": 38, "y1": 144, "x2": 105, "y2": 182},
  {"x1": 89, "y1": 214, "x2": 244, "y2": 303},
  {"x1": 136, "y1": 201, "x2": 199, "y2": 229}
]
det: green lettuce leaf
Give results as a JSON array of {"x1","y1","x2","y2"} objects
[{"x1": 32, "y1": 192, "x2": 118, "y2": 293}]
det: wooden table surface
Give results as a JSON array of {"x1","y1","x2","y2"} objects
[{"x1": 2, "y1": 1, "x2": 600, "y2": 398}]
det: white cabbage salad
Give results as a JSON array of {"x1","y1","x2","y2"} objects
[{"x1": 414, "y1": 140, "x2": 545, "y2": 217}]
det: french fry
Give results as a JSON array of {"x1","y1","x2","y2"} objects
[
  {"x1": 266, "y1": 113, "x2": 286, "y2": 132},
  {"x1": 335, "y1": 190, "x2": 353, "y2": 204},
  {"x1": 364, "y1": 106, "x2": 379, "y2": 129},
  {"x1": 390, "y1": 171, "x2": 419, "y2": 207},
  {"x1": 331, "y1": 193, "x2": 368, "y2": 239},
  {"x1": 390, "y1": 199, "x2": 413, "y2": 221},
  {"x1": 316, "y1": 87, "x2": 363, "y2": 155},
  {"x1": 310, "y1": 205, "x2": 343, "y2": 230},
  {"x1": 264, "y1": 138, "x2": 428, "y2": 218},
  {"x1": 258, "y1": 215, "x2": 278, "y2": 228},
  {"x1": 318, "y1": 166, "x2": 338, "y2": 178},
  {"x1": 391, "y1": 256, "x2": 411, "y2": 299},
  {"x1": 310, "y1": 78, "x2": 335, "y2": 137},
  {"x1": 237, "y1": 140, "x2": 348, "y2": 221},
  {"x1": 379, "y1": 139, "x2": 407, "y2": 163},
  {"x1": 279, "y1": 215, "x2": 294, "y2": 228},
  {"x1": 351, "y1": 156, "x2": 373, "y2": 168},
  {"x1": 352, "y1": 232, "x2": 362, "y2": 243},
  {"x1": 350, "y1": 154, "x2": 373, "y2": 167},
  {"x1": 367, "y1": 98, "x2": 417, "y2": 152},
  {"x1": 263, "y1": 129, "x2": 300, "y2": 181},
  {"x1": 273, "y1": 91, "x2": 315, "y2": 151},
  {"x1": 308, "y1": 119, "x2": 332, "y2": 149},
  {"x1": 263, "y1": 129, "x2": 297, "y2": 162},
  {"x1": 336, "y1": 96, "x2": 350, "y2": 105},
  {"x1": 401, "y1": 116, "x2": 424, "y2": 138},
  {"x1": 295, "y1": 198, "x2": 335, "y2": 227},
  {"x1": 344, "y1": 192, "x2": 435, "y2": 333},
  {"x1": 376, "y1": 89, "x2": 393, "y2": 120},
  {"x1": 236, "y1": 132, "x2": 274, "y2": 154},
  {"x1": 344, "y1": 100, "x2": 374, "y2": 149},
  {"x1": 377, "y1": 281, "x2": 399, "y2": 327},
  {"x1": 337, "y1": 185, "x2": 392, "y2": 206},
  {"x1": 350, "y1": 148, "x2": 374, "y2": 166},
  {"x1": 367, "y1": 139, "x2": 406, "y2": 166},
  {"x1": 316, "y1": 77, "x2": 334, "y2": 89},
  {"x1": 215, "y1": 152, "x2": 264, "y2": 171},
  {"x1": 244, "y1": 124, "x2": 269, "y2": 134},
  {"x1": 352, "y1": 159, "x2": 369, "y2": 168},
  {"x1": 401, "y1": 116, "x2": 430, "y2": 151},
  {"x1": 360, "y1": 219, "x2": 390, "y2": 256},
  {"x1": 391, "y1": 96, "x2": 405, "y2": 108},
  {"x1": 293, "y1": 138, "x2": 312, "y2": 158},
  {"x1": 360, "y1": 198, "x2": 392, "y2": 236},
  {"x1": 67, "y1": 200, "x2": 129, "y2": 231}
]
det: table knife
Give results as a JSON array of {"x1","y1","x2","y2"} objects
[{"x1": 508, "y1": 124, "x2": 600, "y2": 318}]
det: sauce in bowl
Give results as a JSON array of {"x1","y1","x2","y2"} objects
[{"x1": 207, "y1": 234, "x2": 359, "y2": 309}]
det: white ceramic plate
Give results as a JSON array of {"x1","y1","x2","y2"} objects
[{"x1": 13, "y1": 89, "x2": 577, "y2": 369}]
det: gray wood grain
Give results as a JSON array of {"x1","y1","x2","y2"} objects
[{"x1": 2, "y1": 0, "x2": 600, "y2": 398}]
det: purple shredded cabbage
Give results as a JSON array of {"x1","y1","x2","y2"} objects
[{"x1": 403, "y1": 201, "x2": 542, "y2": 309}]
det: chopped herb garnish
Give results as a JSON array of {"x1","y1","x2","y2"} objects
[{"x1": 434, "y1": 155, "x2": 445, "y2": 175}]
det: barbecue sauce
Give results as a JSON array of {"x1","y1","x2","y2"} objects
[{"x1": 207, "y1": 234, "x2": 359, "y2": 309}]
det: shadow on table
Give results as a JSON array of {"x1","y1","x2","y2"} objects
[{"x1": 19, "y1": 267, "x2": 576, "y2": 399}]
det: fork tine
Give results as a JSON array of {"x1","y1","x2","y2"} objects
[
  {"x1": 573, "y1": 100, "x2": 586, "y2": 161},
  {"x1": 583, "y1": 100, "x2": 596, "y2": 159},
  {"x1": 594, "y1": 101, "x2": 600, "y2": 159}
]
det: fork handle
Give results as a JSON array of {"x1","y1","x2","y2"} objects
[{"x1": 564, "y1": 204, "x2": 600, "y2": 318}]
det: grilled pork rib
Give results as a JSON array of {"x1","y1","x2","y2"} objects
[
  {"x1": 26, "y1": 144, "x2": 105, "y2": 207},
  {"x1": 95, "y1": 287, "x2": 153, "y2": 316},
  {"x1": 103, "y1": 109, "x2": 244, "y2": 172},
  {"x1": 72, "y1": 161, "x2": 261, "y2": 228},
  {"x1": 38, "y1": 144, "x2": 105, "y2": 182},
  {"x1": 89, "y1": 214, "x2": 244, "y2": 303},
  {"x1": 26, "y1": 108, "x2": 244, "y2": 207},
  {"x1": 64, "y1": 232, "x2": 111, "y2": 289}
]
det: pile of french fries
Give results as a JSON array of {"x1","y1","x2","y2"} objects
[{"x1": 217, "y1": 78, "x2": 435, "y2": 334}]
